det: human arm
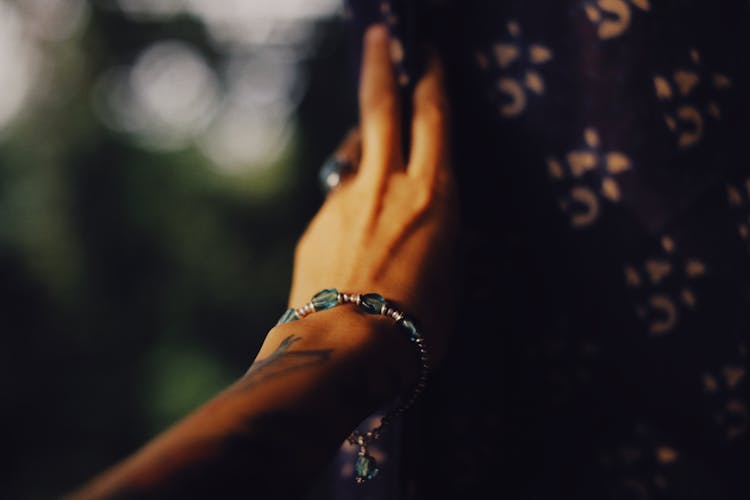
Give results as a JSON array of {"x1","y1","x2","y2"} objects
[
  {"x1": 65, "y1": 309, "x2": 415, "y2": 499},
  {"x1": 66, "y1": 23, "x2": 457, "y2": 500}
]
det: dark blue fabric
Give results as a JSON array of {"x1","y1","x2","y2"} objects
[{"x1": 329, "y1": 1, "x2": 750, "y2": 498}]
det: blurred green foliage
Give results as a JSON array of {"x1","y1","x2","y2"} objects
[{"x1": 0, "y1": 4, "x2": 356, "y2": 499}]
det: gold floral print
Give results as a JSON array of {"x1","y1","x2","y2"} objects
[
  {"x1": 624, "y1": 236, "x2": 706, "y2": 335},
  {"x1": 475, "y1": 20, "x2": 553, "y2": 118},
  {"x1": 599, "y1": 424, "x2": 681, "y2": 499},
  {"x1": 703, "y1": 344, "x2": 749, "y2": 442},
  {"x1": 584, "y1": 0, "x2": 650, "y2": 39},
  {"x1": 653, "y1": 49, "x2": 732, "y2": 148},
  {"x1": 547, "y1": 127, "x2": 631, "y2": 228},
  {"x1": 726, "y1": 178, "x2": 750, "y2": 249}
]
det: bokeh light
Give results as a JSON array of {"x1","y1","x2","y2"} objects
[
  {"x1": 93, "y1": 0, "x2": 343, "y2": 173},
  {"x1": 0, "y1": 2, "x2": 39, "y2": 134},
  {"x1": 1, "y1": 0, "x2": 354, "y2": 498},
  {"x1": 96, "y1": 40, "x2": 221, "y2": 150},
  {"x1": 20, "y1": 0, "x2": 90, "y2": 42},
  {"x1": 198, "y1": 51, "x2": 305, "y2": 172}
]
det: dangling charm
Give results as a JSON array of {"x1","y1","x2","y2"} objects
[{"x1": 354, "y1": 448, "x2": 379, "y2": 484}]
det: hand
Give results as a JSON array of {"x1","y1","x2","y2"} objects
[{"x1": 288, "y1": 24, "x2": 459, "y2": 365}]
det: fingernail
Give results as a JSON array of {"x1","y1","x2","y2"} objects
[{"x1": 365, "y1": 23, "x2": 389, "y2": 44}]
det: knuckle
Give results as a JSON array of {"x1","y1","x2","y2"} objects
[
  {"x1": 416, "y1": 98, "x2": 446, "y2": 128},
  {"x1": 367, "y1": 94, "x2": 399, "y2": 119}
]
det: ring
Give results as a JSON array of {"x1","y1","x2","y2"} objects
[{"x1": 319, "y1": 155, "x2": 355, "y2": 193}]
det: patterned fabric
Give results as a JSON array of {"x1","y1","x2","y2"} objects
[{"x1": 328, "y1": 1, "x2": 750, "y2": 498}]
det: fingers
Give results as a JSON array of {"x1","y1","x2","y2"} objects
[
  {"x1": 407, "y1": 52, "x2": 450, "y2": 186},
  {"x1": 358, "y1": 24, "x2": 404, "y2": 185}
]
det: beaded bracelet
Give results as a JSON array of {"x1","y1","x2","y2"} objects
[{"x1": 276, "y1": 288, "x2": 429, "y2": 484}]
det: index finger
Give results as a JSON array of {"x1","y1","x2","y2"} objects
[{"x1": 358, "y1": 24, "x2": 404, "y2": 186}]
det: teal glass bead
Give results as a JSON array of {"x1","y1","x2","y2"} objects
[
  {"x1": 359, "y1": 293, "x2": 386, "y2": 315},
  {"x1": 399, "y1": 318, "x2": 421, "y2": 342},
  {"x1": 312, "y1": 288, "x2": 339, "y2": 311},
  {"x1": 354, "y1": 454, "x2": 379, "y2": 483},
  {"x1": 277, "y1": 308, "x2": 298, "y2": 325}
]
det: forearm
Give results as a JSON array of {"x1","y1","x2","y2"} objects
[{"x1": 66, "y1": 307, "x2": 415, "y2": 500}]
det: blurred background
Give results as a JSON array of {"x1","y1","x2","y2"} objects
[{"x1": 0, "y1": 1, "x2": 358, "y2": 498}]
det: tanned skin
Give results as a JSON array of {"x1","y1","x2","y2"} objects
[
  {"x1": 67, "y1": 24, "x2": 458, "y2": 500},
  {"x1": 68, "y1": 311, "x2": 410, "y2": 499}
]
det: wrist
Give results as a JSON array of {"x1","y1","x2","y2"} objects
[
  {"x1": 260, "y1": 289, "x2": 430, "y2": 484},
  {"x1": 262, "y1": 305, "x2": 419, "y2": 407}
]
